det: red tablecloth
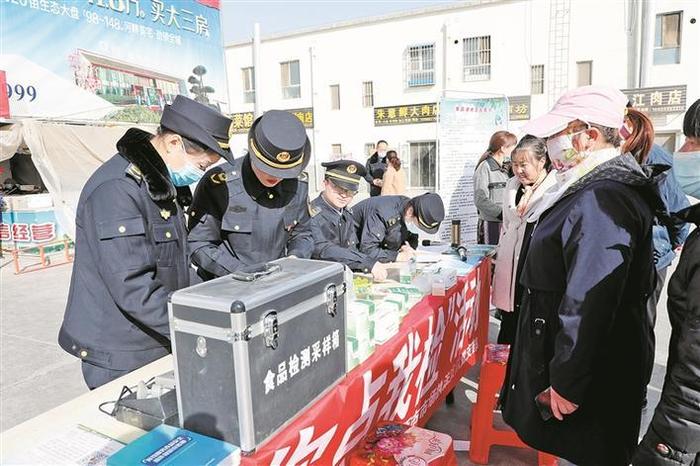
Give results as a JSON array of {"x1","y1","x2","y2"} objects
[{"x1": 242, "y1": 258, "x2": 491, "y2": 465}]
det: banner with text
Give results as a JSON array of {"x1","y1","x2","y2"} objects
[
  {"x1": 436, "y1": 97, "x2": 508, "y2": 245},
  {"x1": 241, "y1": 260, "x2": 490, "y2": 465},
  {"x1": 1, "y1": 0, "x2": 227, "y2": 121}
]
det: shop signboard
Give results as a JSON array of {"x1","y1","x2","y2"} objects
[
  {"x1": 374, "y1": 102, "x2": 438, "y2": 126},
  {"x1": 622, "y1": 85, "x2": 687, "y2": 116},
  {"x1": 229, "y1": 108, "x2": 315, "y2": 134},
  {"x1": 508, "y1": 95, "x2": 531, "y2": 121}
]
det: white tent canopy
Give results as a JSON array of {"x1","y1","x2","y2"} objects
[
  {"x1": 0, "y1": 54, "x2": 116, "y2": 121},
  {"x1": 4, "y1": 119, "x2": 156, "y2": 238}
]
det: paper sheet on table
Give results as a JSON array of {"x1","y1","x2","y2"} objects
[
  {"x1": 416, "y1": 244, "x2": 451, "y2": 263},
  {"x1": 5, "y1": 424, "x2": 124, "y2": 465}
]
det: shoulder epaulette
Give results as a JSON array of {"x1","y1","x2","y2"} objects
[
  {"x1": 309, "y1": 203, "x2": 321, "y2": 217},
  {"x1": 387, "y1": 215, "x2": 401, "y2": 227},
  {"x1": 298, "y1": 171, "x2": 309, "y2": 183},
  {"x1": 209, "y1": 172, "x2": 229, "y2": 185},
  {"x1": 125, "y1": 163, "x2": 143, "y2": 184}
]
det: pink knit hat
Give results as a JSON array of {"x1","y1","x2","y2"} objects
[{"x1": 522, "y1": 85, "x2": 628, "y2": 137}]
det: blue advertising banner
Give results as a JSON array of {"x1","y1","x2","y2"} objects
[{"x1": 0, "y1": 0, "x2": 228, "y2": 120}]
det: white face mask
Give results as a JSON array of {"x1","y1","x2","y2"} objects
[
  {"x1": 546, "y1": 130, "x2": 588, "y2": 171},
  {"x1": 673, "y1": 150, "x2": 700, "y2": 199},
  {"x1": 406, "y1": 219, "x2": 422, "y2": 235}
]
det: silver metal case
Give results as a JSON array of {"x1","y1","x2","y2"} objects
[{"x1": 168, "y1": 258, "x2": 347, "y2": 454}]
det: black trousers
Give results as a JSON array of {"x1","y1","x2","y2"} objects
[
  {"x1": 477, "y1": 219, "x2": 501, "y2": 246},
  {"x1": 644, "y1": 267, "x2": 667, "y2": 388},
  {"x1": 497, "y1": 309, "x2": 518, "y2": 345}
]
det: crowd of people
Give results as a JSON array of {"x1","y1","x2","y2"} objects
[
  {"x1": 56, "y1": 83, "x2": 699, "y2": 465},
  {"x1": 477, "y1": 87, "x2": 699, "y2": 465},
  {"x1": 58, "y1": 97, "x2": 445, "y2": 389},
  {"x1": 364, "y1": 140, "x2": 408, "y2": 197}
]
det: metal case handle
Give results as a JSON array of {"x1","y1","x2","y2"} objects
[{"x1": 231, "y1": 263, "x2": 281, "y2": 282}]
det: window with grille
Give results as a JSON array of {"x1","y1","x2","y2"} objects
[
  {"x1": 463, "y1": 36, "x2": 491, "y2": 81},
  {"x1": 330, "y1": 84, "x2": 340, "y2": 110},
  {"x1": 654, "y1": 12, "x2": 682, "y2": 65},
  {"x1": 242, "y1": 67, "x2": 255, "y2": 104},
  {"x1": 531, "y1": 65, "x2": 544, "y2": 95},
  {"x1": 364, "y1": 142, "x2": 375, "y2": 157},
  {"x1": 408, "y1": 141, "x2": 436, "y2": 189},
  {"x1": 280, "y1": 60, "x2": 301, "y2": 99},
  {"x1": 362, "y1": 81, "x2": 374, "y2": 107},
  {"x1": 577, "y1": 61, "x2": 592, "y2": 86},
  {"x1": 406, "y1": 44, "x2": 435, "y2": 87}
]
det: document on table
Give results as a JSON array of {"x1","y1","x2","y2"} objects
[
  {"x1": 5, "y1": 424, "x2": 124, "y2": 465},
  {"x1": 416, "y1": 244, "x2": 450, "y2": 263}
]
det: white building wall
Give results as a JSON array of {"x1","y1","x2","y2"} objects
[{"x1": 225, "y1": 0, "x2": 699, "y2": 193}]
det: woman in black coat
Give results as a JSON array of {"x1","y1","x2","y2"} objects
[{"x1": 501, "y1": 86, "x2": 664, "y2": 465}]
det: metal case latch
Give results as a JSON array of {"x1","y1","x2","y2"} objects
[
  {"x1": 263, "y1": 312, "x2": 279, "y2": 349},
  {"x1": 325, "y1": 284, "x2": 338, "y2": 317},
  {"x1": 196, "y1": 336, "x2": 208, "y2": 358}
]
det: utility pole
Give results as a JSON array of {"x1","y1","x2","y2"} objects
[
  {"x1": 639, "y1": 0, "x2": 655, "y2": 87},
  {"x1": 253, "y1": 22, "x2": 262, "y2": 118}
]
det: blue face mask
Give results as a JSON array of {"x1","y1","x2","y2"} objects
[
  {"x1": 673, "y1": 150, "x2": 700, "y2": 199},
  {"x1": 168, "y1": 162, "x2": 205, "y2": 187}
]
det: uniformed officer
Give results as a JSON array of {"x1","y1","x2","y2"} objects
[
  {"x1": 309, "y1": 159, "x2": 388, "y2": 280},
  {"x1": 58, "y1": 96, "x2": 232, "y2": 389},
  {"x1": 353, "y1": 192, "x2": 445, "y2": 263},
  {"x1": 188, "y1": 110, "x2": 313, "y2": 280}
]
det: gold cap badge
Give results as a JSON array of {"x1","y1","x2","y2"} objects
[
  {"x1": 276, "y1": 151, "x2": 291, "y2": 163},
  {"x1": 347, "y1": 165, "x2": 357, "y2": 174}
]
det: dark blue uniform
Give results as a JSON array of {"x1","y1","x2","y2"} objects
[
  {"x1": 58, "y1": 128, "x2": 190, "y2": 388},
  {"x1": 352, "y1": 195, "x2": 418, "y2": 263},
  {"x1": 308, "y1": 194, "x2": 376, "y2": 273},
  {"x1": 188, "y1": 155, "x2": 313, "y2": 279}
]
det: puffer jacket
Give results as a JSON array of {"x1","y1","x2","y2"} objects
[
  {"x1": 645, "y1": 144, "x2": 690, "y2": 269},
  {"x1": 634, "y1": 202, "x2": 700, "y2": 465}
]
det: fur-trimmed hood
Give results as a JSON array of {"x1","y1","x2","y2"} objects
[{"x1": 116, "y1": 128, "x2": 192, "y2": 206}]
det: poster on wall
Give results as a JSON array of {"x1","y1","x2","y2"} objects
[
  {"x1": 437, "y1": 96, "x2": 508, "y2": 245},
  {"x1": 0, "y1": 0, "x2": 227, "y2": 121}
]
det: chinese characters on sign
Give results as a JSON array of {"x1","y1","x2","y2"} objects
[
  {"x1": 0, "y1": 222, "x2": 57, "y2": 243},
  {"x1": 243, "y1": 261, "x2": 491, "y2": 465},
  {"x1": 87, "y1": 0, "x2": 210, "y2": 36},
  {"x1": 508, "y1": 95, "x2": 531, "y2": 121},
  {"x1": 264, "y1": 329, "x2": 341, "y2": 395},
  {"x1": 229, "y1": 108, "x2": 314, "y2": 134},
  {"x1": 8, "y1": 0, "x2": 209, "y2": 42},
  {"x1": 374, "y1": 103, "x2": 438, "y2": 126},
  {"x1": 622, "y1": 85, "x2": 687, "y2": 116},
  {"x1": 6, "y1": 0, "x2": 80, "y2": 20},
  {"x1": 229, "y1": 111, "x2": 255, "y2": 135}
]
